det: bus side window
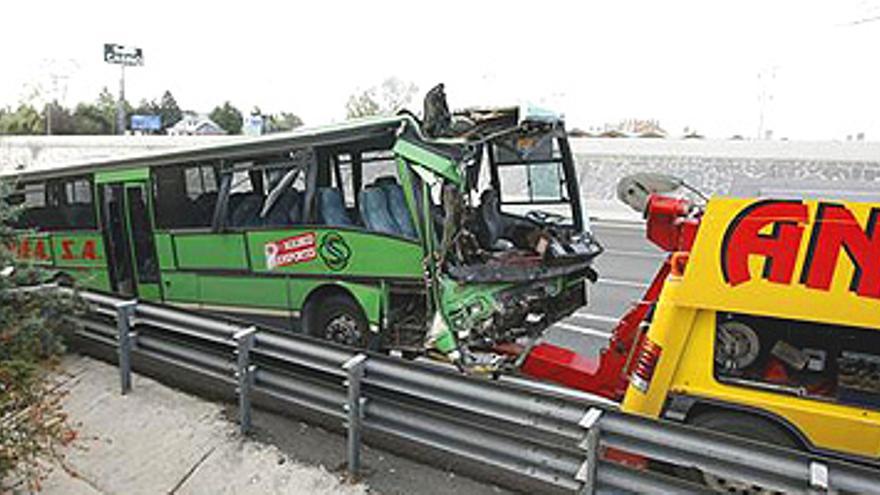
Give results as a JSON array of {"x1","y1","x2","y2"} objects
[
  {"x1": 59, "y1": 177, "x2": 97, "y2": 230},
  {"x1": 153, "y1": 164, "x2": 219, "y2": 230},
  {"x1": 262, "y1": 166, "x2": 307, "y2": 227},
  {"x1": 8, "y1": 178, "x2": 96, "y2": 232},
  {"x1": 7, "y1": 182, "x2": 46, "y2": 229},
  {"x1": 357, "y1": 151, "x2": 417, "y2": 239}
]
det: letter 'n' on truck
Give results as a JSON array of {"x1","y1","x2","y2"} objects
[{"x1": 1, "y1": 85, "x2": 602, "y2": 371}]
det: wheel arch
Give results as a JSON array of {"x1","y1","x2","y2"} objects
[
  {"x1": 667, "y1": 395, "x2": 810, "y2": 451},
  {"x1": 300, "y1": 281, "x2": 382, "y2": 327}
]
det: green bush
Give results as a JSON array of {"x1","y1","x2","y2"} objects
[{"x1": 0, "y1": 184, "x2": 80, "y2": 491}]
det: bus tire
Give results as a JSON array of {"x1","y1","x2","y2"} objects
[
  {"x1": 677, "y1": 411, "x2": 799, "y2": 492},
  {"x1": 303, "y1": 293, "x2": 368, "y2": 348}
]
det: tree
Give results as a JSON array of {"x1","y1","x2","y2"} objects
[
  {"x1": 267, "y1": 112, "x2": 303, "y2": 133},
  {"x1": 43, "y1": 101, "x2": 76, "y2": 135},
  {"x1": 133, "y1": 98, "x2": 158, "y2": 117},
  {"x1": 130, "y1": 91, "x2": 181, "y2": 133},
  {"x1": 0, "y1": 185, "x2": 80, "y2": 490},
  {"x1": 157, "y1": 91, "x2": 182, "y2": 131},
  {"x1": 345, "y1": 92, "x2": 380, "y2": 120},
  {"x1": 209, "y1": 101, "x2": 243, "y2": 134},
  {"x1": 0, "y1": 104, "x2": 44, "y2": 135},
  {"x1": 55, "y1": 88, "x2": 127, "y2": 135},
  {"x1": 345, "y1": 77, "x2": 418, "y2": 119},
  {"x1": 70, "y1": 102, "x2": 111, "y2": 134}
]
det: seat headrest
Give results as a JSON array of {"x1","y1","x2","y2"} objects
[
  {"x1": 480, "y1": 189, "x2": 499, "y2": 203},
  {"x1": 374, "y1": 176, "x2": 399, "y2": 187}
]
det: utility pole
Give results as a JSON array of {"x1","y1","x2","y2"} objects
[
  {"x1": 117, "y1": 64, "x2": 126, "y2": 135},
  {"x1": 43, "y1": 59, "x2": 74, "y2": 136},
  {"x1": 757, "y1": 65, "x2": 777, "y2": 140}
]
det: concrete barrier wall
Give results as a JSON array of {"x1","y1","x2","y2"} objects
[
  {"x1": 570, "y1": 139, "x2": 880, "y2": 219},
  {"x1": 0, "y1": 135, "x2": 236, "y2": 173},
  {"x1": 2, "y1": 135, "x2": 879, "y2": 219}
]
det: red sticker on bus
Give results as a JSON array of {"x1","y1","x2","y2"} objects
[{"x1": 264, "y1": 232, "x2": 317, "y2": 270}]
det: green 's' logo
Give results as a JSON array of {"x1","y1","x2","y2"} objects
[{"x1": 319, "y1": 232, "x2": 351, "y2": 271}]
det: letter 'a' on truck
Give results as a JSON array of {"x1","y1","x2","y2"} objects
[{"x1": 1, "y1": 85, "x2": 602, "y2": 372}]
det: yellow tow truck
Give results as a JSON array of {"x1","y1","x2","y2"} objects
[{"x1": 521, "y1": 174, "x2": 880, "y2": 484}]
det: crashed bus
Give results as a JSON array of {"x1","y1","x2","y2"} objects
[{"x1": 2, "y1": 86, "x2": 602, "y2": 371}]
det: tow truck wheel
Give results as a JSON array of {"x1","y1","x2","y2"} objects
[
  {"x1": 682, "y1": 411, "x2": 798, "y2": 494},
  {"x1": 304, "y1": 294, "x2": 368, "y2": 348}
]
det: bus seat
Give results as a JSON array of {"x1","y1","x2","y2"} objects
[
  {"x1": 226, "y1": 192, "x2": 250, "y2": 219},
  {"x1": 359, "y1": 186, "x2": 399, "y2": 236},
  {"x1": 286, "y1": 189, "x2": 304, "y2": 224},
  {"x1": 479, "y1": 189, "x2": 514, "y2": 250},
  {"x1": 374, "y1": 176, "x2": 417, "y2": 239},
  {"x1": 193, "y1": 192, "x2": 219, "y2": 218},
  {"x1": 230, "y1": 193, "x2": 263, "y2": 227},
  {"x1": 264, "y1": 188, "x2": 302, "y2": 226},
  {"x1": 62, "y1": 205, "x2": 93, "y2": 229},
  {"x1": 317, "y1": 187, "x2": 353, "y2": 226}
]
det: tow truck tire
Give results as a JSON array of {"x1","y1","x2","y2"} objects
[
  {"x1": 303, "y1": 293, "x2": 369, "y2": 348},
  {"x1": 689, "y1": 411, "x2": 798, "y2": 447},
  {"x1": 678, "y1": 411, "x2": 799, "y2": 493}
]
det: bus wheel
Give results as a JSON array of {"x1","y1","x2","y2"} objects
[
  {"x1": 682, "y1": 411, "x2": 798, "y2": 494},
  {"x1": 304, "y1": 294, "x2": 368, "y2": 348}
]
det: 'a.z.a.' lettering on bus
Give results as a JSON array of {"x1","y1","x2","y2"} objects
[
  {"x1": 264, "y1": 232, "x2": 317, "y2": 270},
  {"x1": 8, "y1": 238, "x2": 50, "y2": 261}
]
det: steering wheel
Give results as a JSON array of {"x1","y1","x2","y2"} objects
[{"x1": 525, "y1": 210, "x2": 566, "y2": 226}]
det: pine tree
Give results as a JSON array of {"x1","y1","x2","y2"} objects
[{"x1": 158, "y1": 90, "x2": 183, "y2": 131}]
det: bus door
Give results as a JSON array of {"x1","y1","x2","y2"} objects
[{"x1": 98, "y1": 181, "x2": 160, "y2": 298}]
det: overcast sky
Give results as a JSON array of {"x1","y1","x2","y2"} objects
[{"x1": 2, "y1": 1, "x2": 878, "y2": 140}]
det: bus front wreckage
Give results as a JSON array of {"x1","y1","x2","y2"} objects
[{"x1": 389, "y1": 85, "x2": 602, "y2": 372}]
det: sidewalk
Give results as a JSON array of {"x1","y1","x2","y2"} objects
[{"x1": 36, "y1": 355, "x2": 368, "y2": 495}]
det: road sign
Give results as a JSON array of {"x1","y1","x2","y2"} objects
[
  {"x1": 104, "y1": 44, "x2": 144, "y2": 66},
  {"x1": 131, "y1": 115, "x2": 161, "y2": 131}
]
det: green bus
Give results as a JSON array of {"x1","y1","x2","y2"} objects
[{"x1": 3, "y1": 88, "x2": 601, "y2": 370}]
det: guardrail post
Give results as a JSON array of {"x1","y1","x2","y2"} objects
[
  {"x1": 343, "y1": 353, "x2": 368, "y2": 480},
  {"x1": 114, "y1": 300, "x2": 137, "y2": 395},
  {"x1": 233, "y1": 326, "x2": 257, "y2": 435},
  {"x1": 809, "y1": 461, "x2": 830, "y2": 494},
  {"x1": 575, "y1": 408, "x2": 604, "y2": 495}
]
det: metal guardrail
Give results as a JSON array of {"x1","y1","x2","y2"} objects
[{"x1": 43, "y1": 286, "x2": 880, "y2": 495}]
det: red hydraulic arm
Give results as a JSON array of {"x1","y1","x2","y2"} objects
[{"x1": 519, "y1": 195, "x2": 701, "y2": 400}]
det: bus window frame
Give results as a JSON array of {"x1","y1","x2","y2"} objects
[
  {"x1": 485, "y1": 135, "x2": 584, "y2": 232},
  {"x1": 10, "y1": 175, "x2": 99, "y2": 232},
  {"x1": 205, "y1": 144, "x2": 424, "y2": 245},
  {"x1": 151, "y1": 161, "x2": 222, "y2": 233},
  {"x1": 214, "y1": 151, "x2": 316, "y2": 232}
]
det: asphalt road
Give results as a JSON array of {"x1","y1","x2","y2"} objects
[{"x1": 542, "y1": 219, "x2": 665, "y2": 356}]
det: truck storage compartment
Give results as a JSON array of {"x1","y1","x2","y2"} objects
[{"x1": 713, "y1": 312, "x2": 880, "y2": 410}]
